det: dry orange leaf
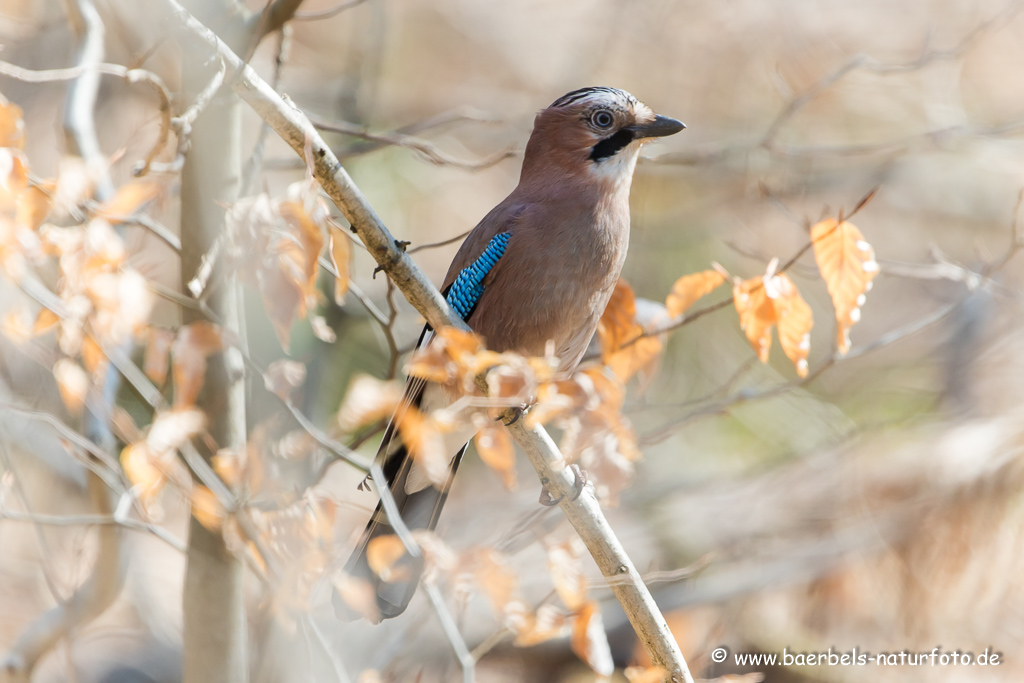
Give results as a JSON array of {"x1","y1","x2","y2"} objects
[
  {"x1": 598, "y1": 279, "x2": 637, "y2": 361},
  {"x1": 472, "y1": 549, "x2": 518, "y2": 615},
  {"x1": 146, "y1": 408, "x2": 206, "y2": 456},
  {"x1": 0, "y1": 99, "x2": 25, "y2": 149},
  {"x1": 0, "y1": 307, "x2": 32, "y2": 344},
  {"x1": 264, "y1": 359, "x2": 307, "y2": 400},
  {"x1": 474, "y1": 420, "x2": 516, "y2": 490},
  {"x1": 54, "y1": 358, "x2": 88, "y2": 417},
  {"x1": 734, "y1": 266, "x2": 814, "y2": 377},
  {"x1": 333, "y1": 573, "x2": 380, "y2": 623},
  {"x1": 810, "y1": 218, "x2": 877, "y2": 353},
  {"x1": 547, "y1": 540, "x2": 588, "y2": 611},
  {"x1": 512, "y1": 604, "x2": 571, "y2": 647},
  {"x1": 624, "y1": 666, "x2": 670, "y2": 683},
  {"x1": 94, "y1": 180, "x2": 160, "y2": 221},
  {"x1": 366, "y1": 534, "x2": 408, "y2": 583},
  {"x1": 396, "y1": 406, "x2": 449, "y2": 487},
  {"x1": 733, "y1": 275, "x2": 776, "y2": 363},
  {"x1": 17, "y1": 183, "x2": 53, "y2": 231},
  {"x1": 665, "y1": 268, "x2": 727, "y2": 318},
  {"x1": 32, "y1": 308, "x2": 59, "y2": 337},
  {"x1": 329, "y1": 231, "x2": 351, "y2": 305},
  {"x1": 570, "y1": 601, "x2": 614, "y2": 677},
  {"x1": 191, "y1": 485, "x2": 224, "y2": 531},
  {"x1": 171, "y1": 321, "x2": 225, "y2": 408},
  {"x1": 599, "y1": 279, "x2": 663, "y2": 382},
  {"x1": 121, "y1": 442, "x2": 165, "y2": 500},
  {"x1": 606, "y1": 335, "x2": 662, "y2": 383},
  {"x1": 768, "y1": 273, "x2": 813, "y2": 378},
  {"x1": 337, "y1": 374, "x2": 404, "y2": 433}
]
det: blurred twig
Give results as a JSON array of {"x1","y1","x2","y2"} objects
[{"x1": 309, "y1": 113, "x2": 516, "y2": 170}]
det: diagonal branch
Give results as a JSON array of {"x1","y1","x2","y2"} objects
[{"x1": 158, "y1": 2, "x2": 694, "y2": 680}]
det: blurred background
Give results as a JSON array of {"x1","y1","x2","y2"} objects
[{"x1": 3, "y1": 0, "x2": 1024, "y2": 681}]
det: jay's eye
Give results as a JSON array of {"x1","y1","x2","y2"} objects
[{"x1": 591, "y1": 110, "x2": 614, "y2": 129}]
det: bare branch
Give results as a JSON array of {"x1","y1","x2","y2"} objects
[
  {"x1": 0, "y1": 60, "x2": 174, "y2": 179},
  {"x1": 0, "y1": 507, "x2": 186, "y2": 553}
]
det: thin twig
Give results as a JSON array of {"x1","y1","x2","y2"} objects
[
  {"x1": 407, "y1": 229, "x2": 471, "y2": 254},
  {"x1": 0, "y1": 508, "x2": 186, "y2": 553},
  {"x1": 309, "y1": 113, "x2": 516, "y2": 170}
]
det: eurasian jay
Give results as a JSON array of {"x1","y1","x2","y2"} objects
[{"x1": 337, "y1": 87, "x2": 684, "y2": 621}]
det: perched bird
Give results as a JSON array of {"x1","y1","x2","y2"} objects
[{"x1": 337, "y1": 87, "x2": 684, "y2": 621}]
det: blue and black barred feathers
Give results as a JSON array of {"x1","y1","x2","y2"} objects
[{"x1": 446, "y1": 232, "x2": 512, "y2": 320}]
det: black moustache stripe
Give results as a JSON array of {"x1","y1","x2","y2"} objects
[{"x1": 590, "y1": 129, "x2": 634, "y2": 162}]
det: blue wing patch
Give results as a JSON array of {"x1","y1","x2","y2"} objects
[{"x1": 446, "y1": 232, "x2": 512, "y2": 320}]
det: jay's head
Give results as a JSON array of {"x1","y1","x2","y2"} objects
[{"x1": 521, "y1": 86, "x2": 684, "y2": 190}]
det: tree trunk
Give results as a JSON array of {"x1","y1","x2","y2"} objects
[{"x1": 179, "y1": 4, "x2": 249, "y2": 681}]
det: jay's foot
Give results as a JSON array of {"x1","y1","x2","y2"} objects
[
  {"x1": 538, "y1": 465, "x2": 587, "y2": 506},
  {"x1": 497, "y1": 404, "x2": 527, "y2": 427}
]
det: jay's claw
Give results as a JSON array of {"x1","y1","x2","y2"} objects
[
  {"x1": 498, "y1": 405, "x2": 525, "y2": 427},
  {"x1": 538, "y1": 465, "x2": 587, "y2": 506}
]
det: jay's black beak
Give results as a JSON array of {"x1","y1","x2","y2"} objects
[{"x1": 629, "y1": 115, "x2": 686, "y2": 139}]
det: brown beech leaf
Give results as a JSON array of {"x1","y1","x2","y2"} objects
[
  {"x1": 264, "y1": 359, "x2": 307, "y2": 401},
  {"x1": 146, "y1": 407, "x2": 206, "y2": 456},
  {"x1": 606, "y1": 335, "x2": 661, "y2": 384},
  {"x1": 396, "y1": 407, "x2": 449, "y2": 487},
  {"x1": 597, "y1": 279, "x2": 637, "y2": 361},
  {"x1": 0, "y1": 100, "x2": 25, "y2": 149},
  {"x1": 17, "y1": 182, "x2": 54, "y2": 231},
  {"x1": 171, "y1": 321, "x2": 225, "y2": 408},
  {"x1": 191, "y1": 485, "x2": 224, "y2": 531},
  {"x1": 366, "y1": 534, "x2": 409, "y2": 583},
  {"x1": 512, "y1": 604, "x2": 571, "y2": 647},
  {"x1": 811, "y1": 218, "x2": 878, "y2": 353},
  {"x1": 547, "y1": 539, "x2": 588, "y2": 611},
  {"x1": 471, "y1": 548, "x2": 518, "y2": 616},
  {"x1": 624, "y1": 666, "x2": 670, "y2": 683},
  {"x1": 473, "y1": 418, "x2": 516, "y2": 490},
  {"x1": 665, "y1": 268, "x2": 727, "y2": 318},
  {"x1": 143, "y1": 327, "x2": 175, "y2": 386},
  {"x1": 333, "y1": 573, "x2": 380, "y2": 623},
  {"x1": 121, "y1": 442, "x2": 165, "y2": 500},
  {"x1": 733, "y1": 275, "x2": 775, "y2": 363},
  {"x1": 1, "y1": 307, "x2": 32, "y2": 344},
  {"x1": 599, "y1": 279, "x2": 663, "y2": 382},
  {"x1": 337, "y1": 374, "x2": 404, "y2": 433},
  {"x1": 54, "y1": 358, "x2": 88, "y2": 417},
  {"x1": 94, "y1": 180, "x2": 160, "y2": 221},
  {"x1": 570, "y1": 601, "x2": 614, "y2": 677},
  {"x1": 278, "y1": 199, "x2": 324, "y2": 307},
  {"x1": 767, "y1": 272, "x2": 813, "y2": 377},
  {"x1": 81, "y1": 335, "x2": 106, "y2": 377},
  {"x1": 410, "y1": 529, "x2": 457, "y2": 584},
  {"x1": 329, "y1": 231, "x2": 351, "y2": 305},
  {"x1": 32, "y1": 308, "x2": 59, "y2": 337}
]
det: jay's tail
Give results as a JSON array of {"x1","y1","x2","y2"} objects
[{"x1": 334, "y1": 381, "x2": 468, "y2": 621}]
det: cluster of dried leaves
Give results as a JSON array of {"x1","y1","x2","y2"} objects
[
  {"x1": 205, "y1": 176, "x2": 351, "y2": 350},
  {"x1": 623, "y1": 218, "x2": 878, "y2": 379},
  {"x1": 0, "y1": 98, "x2": 163, "y2": 416}
]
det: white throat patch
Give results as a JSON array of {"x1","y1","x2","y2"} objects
[{"x1": 588, "y1": 139, "x2": 643, "y2": 191}]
